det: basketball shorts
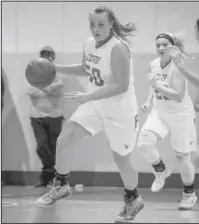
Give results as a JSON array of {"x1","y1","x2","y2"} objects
[
  {"x1": 69, "y1": 101, "x2": 138, "y2": 156},
  {"x1": 141, "y1": 109, "x2": 196, "y2": 153}
]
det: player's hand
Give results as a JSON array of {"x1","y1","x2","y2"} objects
[
  {"x1": 64, "y1": 91, "x2": 89, "y2": 105},
  {"x1": 168, "y1": 46, "x2": 185, "y2": 64},
  {"x1": 141, "y1": 102, "x2": 151, "y2": 113},
  {"x1": 44, "y1": 80, "x2": 63, "y2": 93}
]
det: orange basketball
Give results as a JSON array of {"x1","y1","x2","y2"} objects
[{"x1": 25, "y1": 58, "x2": 56, "y2": 88}]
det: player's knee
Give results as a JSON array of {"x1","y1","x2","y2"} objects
[
  {"x1": 175, "y1": 151, "x2": 195, "y2": 184},
  {"x1": 138, "y1": 130, "x2": 158, "y2": 149},
  {"x1": 175, "y1": 152, "x2": 192, "y2": 173}
]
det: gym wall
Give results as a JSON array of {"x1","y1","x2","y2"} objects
[{"x1": 2, "y1": 2, "x2": 199, "y2": 187}]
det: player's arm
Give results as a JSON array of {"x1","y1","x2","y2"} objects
[
  {"x1": 55, "y1": 51, "x2": 88, "y2": 77},
  {"x1": 146, "y1": 87, "x2": 154, "y2": 105},
  {"x1": 173, "y1": 62, "x2": 199, "y2": 87},
  {"x1": 169, "y1": 46, "x2": 199, "y2": 86},
  {"x1": 141, "y1": 87, "x2": 154, "y2": 113},
  {"x1": 85, "y1": 43, "x2": 130, "y2": 101},
  {"x1": 56, "y1": 64, "x2": 84, "y2": 76},
  {"x1": 155, "y1": 68, "x2": 185, "y2": 103},
  {"x1": 146, "y1": 64, "x2": 155, "y2": 105}
]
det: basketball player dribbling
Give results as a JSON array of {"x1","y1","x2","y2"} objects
[
  {"x1": 138, "y1": 33, "x2": 197, "y2": 210},
  {"x1": 36, "y1": 6, "x2": 144, "y2": 223}
]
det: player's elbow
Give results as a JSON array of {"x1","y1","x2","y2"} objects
[
  {"x1": 175, "y1": 93, "x2": 184, "y2": 103},
  {"x1": 175, "y1": 97, "x2": 183, "y2": 103}
]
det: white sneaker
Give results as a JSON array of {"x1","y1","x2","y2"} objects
[
  {"x1": 115, "y1": 196, "x2": 144, "y2": 223},
  {"x1": 36, "y1": 180, "x2": 72, "y2": 206},
  {"x1": 178, "y1": 192, "x2": 197, "y2": 210},
  {"x1": 151, "y1": 168, "x2": 171, "y2": 193}
]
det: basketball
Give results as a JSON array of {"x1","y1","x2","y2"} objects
[{"x1": 25, "y1": 58, "x2": 56, "y2": 89}]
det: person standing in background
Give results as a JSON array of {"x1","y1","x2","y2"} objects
[{"x1": 27, "y1": 46, "x2": 65, "y2": 187}]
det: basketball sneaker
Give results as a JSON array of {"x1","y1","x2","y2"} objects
[
  {"x1": 151, "y1": 167, "x2": 171, "y2": 192},
  {"x1": 36, "y1": 179, "x2": 72, "y2": 206},
  {"x1": 115, "y1": 195, "x2": 144, "y2": 223},
  {"x1": 178, "y1": 192, "x2": 197, "y2": 210}
]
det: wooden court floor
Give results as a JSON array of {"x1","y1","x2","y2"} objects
[{"x1": 2, "y1": 186, "x2": 199, "y2": 223}]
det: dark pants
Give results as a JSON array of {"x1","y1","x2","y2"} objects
[{"x1": 31, "y1": 116, "x2": 64, "y2": 183}]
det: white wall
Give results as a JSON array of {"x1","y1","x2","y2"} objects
[{"x1": 2, "y1": 2, "x2": 199, "y2": 53}]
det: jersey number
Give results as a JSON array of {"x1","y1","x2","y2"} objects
[
  {"x1": 89, "y1": 68, "x2": 104, "y2": 87},
  {"x1": 85, "y1": 64, "x2": 104, "y2": 87}
]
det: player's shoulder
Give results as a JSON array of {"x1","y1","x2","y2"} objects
[
  {"x1": 111, "y1": 36, "x2": 131, "y2": 57},
  {"x1": 83, "y1": 37, "x2": 95, "y2": 52},
  {"x1": 149, "y1": 57, "x2": 160, "y2": 68},
  {"x1": 83, "y1": 37, "x2": 95, "y2": 48},
  {"x1": 86, "y1": 37, "x2": 95, "y2": 44},
  {"x1": 111, "y1": 36, "x2": 129, "y2": 48}
]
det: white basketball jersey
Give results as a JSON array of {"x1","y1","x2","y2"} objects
[
  {"x1": 150, "y1": 58, "x2": 195, "y2": 117},
  {"x1": 83, "y1": 36, "x2": 138, "y2": 118}
]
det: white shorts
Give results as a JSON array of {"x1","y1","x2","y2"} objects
[
  {"x1": 70, "y1": 102, "x2": 138, "y2": 156},
  {"x1": 141, "y1": 109, "x2": 196, "y2": 153}
]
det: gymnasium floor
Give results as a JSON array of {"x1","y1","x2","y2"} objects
[{"x1": 2, "y1": 186, "x2": 199, "y2": 223}]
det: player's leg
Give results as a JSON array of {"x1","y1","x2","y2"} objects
[
  {"x1": 175, "y1": 152, "x2": 197, "y2": 210},
  {"x1": 104, "y1": 115, "x2": 144, "y2": 223},
  {"x1": 36, "y1": 102, "x2": 103, "y2": 206},
  {"x1": 113, "y1": 151, "x2": 144, "y2": 223},
  {"x1": 170, "y1": 118, "x2": 197, "y2": 210},
  {"x1": 137, "y1": 110, "x2": 170, "y2": 192}
]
